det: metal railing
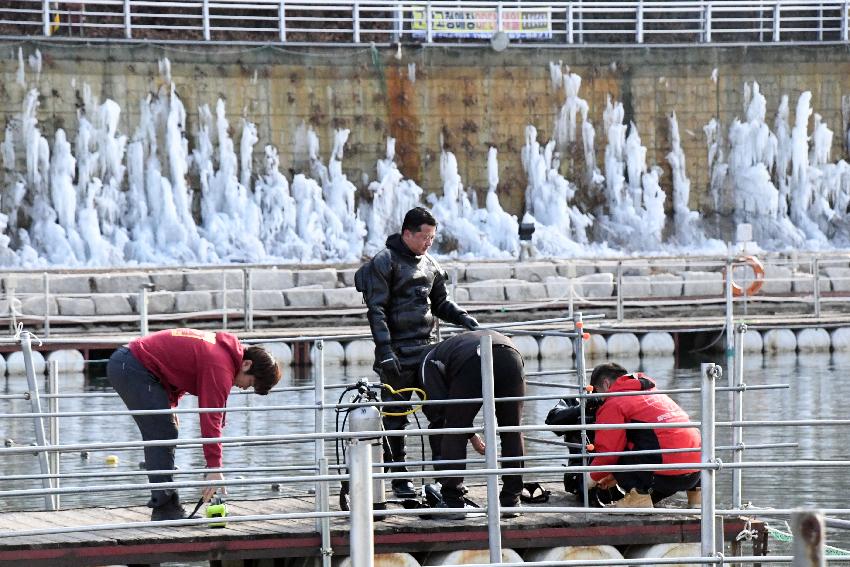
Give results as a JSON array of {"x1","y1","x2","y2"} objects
[
  {"x1": 1, "y1": 318, "x2": 850, "y2": 566},
  {"x1": 0, "y1": 1, "x2": 848, "y2": 45}
]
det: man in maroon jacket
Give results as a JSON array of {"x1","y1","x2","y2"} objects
[
  {"x1": 588, "y1": 362, "x2": 701, "y2": 508},
  {"x1": 107, "y1": 328, "x2": 282, "y2": 520}
]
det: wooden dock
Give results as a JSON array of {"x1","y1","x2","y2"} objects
[{"x1": 0, "y1": 487, "x2": 766, "y2": 566}]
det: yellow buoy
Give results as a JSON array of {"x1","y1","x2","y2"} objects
[{"x1": 105, "y1": 455, "x2": 120, "y2": 465}]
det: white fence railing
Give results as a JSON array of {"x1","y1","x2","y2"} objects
[{"x1": 0, "y1": 1, "x2": 848, "y2": 45}]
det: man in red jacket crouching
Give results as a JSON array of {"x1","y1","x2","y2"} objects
[
  {"x1": 107, "y1": 328, "x2": 282, "y2": 521},
  {"x1": 588, "y1": 362, "x2": 701, "y2": 508}
]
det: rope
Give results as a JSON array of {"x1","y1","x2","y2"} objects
[
  {"x1": 766, "y1": 524, "x2": 850, "y2": 556},
  {"x1": 379, "y1": 384, "x2": 426, "y2": 417}
]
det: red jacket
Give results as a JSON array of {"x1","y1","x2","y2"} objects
[
  {"x1": 129, "y1": 329, "x2": 244, "y2": 468},
  {"x1": 590, "y1": 373, "x2": 701, "y2": 481}
]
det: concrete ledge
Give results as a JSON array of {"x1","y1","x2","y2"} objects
[
  {"x1": 516, "y1": 263, "x2": 558, "y2": 283},
  {"x1": 93, "y1": 294, "x2": 134, "y2": 315},
  {"x1": 462, "y1": 281, "x2": 506, "y2": 302},
  {"x1": 252, "y1": 290, "x2": 287, "y2": 310},
  {"x1": 174, "y1": 291, "x2": 214, "y2": 313},
  {"x1": 574, "y1": 273, "x2": 614, "y2": 298},
  {"x1": 453, "y1": 287, "x2": 470, "y2": 303},
  {"x1": 620, "y1": 276, "x2": 651, "y2": 299},
  {"x1": 826, "y1": 267, "x2": 850, "y2": 292},
  {"x1": 339, "y1": 268, "x2": 357, "y2": 288},
  {"x1": 544, "y1": 276, "x2": 572, "y2": 299},
  {"x1": 649, "y1": 273, "x2": 683, "y2": 297},
  {"x1": 503, "y1": 281, "x2": 547, "y2": 302},
  {"x1": 213, "y1": 291, "x2": 245, "y2": 310},
  {"x1": 150, "y1": 272, "x2": 186, "y2": 291},
  {"x1": 136, "y1": 291, "x2": 176, "y2": 315},
  {"x1": 791, "y1": 272, "x2": 831, "y2": 294},
  {"x1": 48, "y1": 275, "x2": 92, "y2": 294},
  {"x1": 285, "y1": 286, "x2": 326, "y2": 308},
  {"x1": 20, "y1": 296, "x2": 58, "y2": 316},
  {"x1": 57, "y1": 297, "x2": 96, "y2": 316},
  {"x1": 252, "y1": 269, "x2": 294, "y2": 291},
  {"x1": 464, "y1": 264, "x2": 513, "y2": 282},
  {"x1": 295, "y1": 268, "x2": 338, "y2": 288},
  {"x1": 680, "y1": 271, "x2": 723, "y2": 296},
  {"x1": 324, "y1": 287, "x2": 362, "y2": 308},
  {"x1": 185, "y1": 271, "x2": 243, "y2": 291},
  {"x1": 93, "y1": 273, "x2": 152, "y2": 294},
  {"x1": 556, "y1": 262, "x2": 595, "y2": 278},
  {"x1": 2, "y1": 274, "x2": 45, "y2": 294},
  {"x1": 760, "y1": 265, "x2": 793, "y2": 295}
]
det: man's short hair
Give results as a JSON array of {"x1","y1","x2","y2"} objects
[
  {"x1": 243, "y1": 346, "x2": 282, "y2": 395},
  {"x1": 590, "y1": 362, "x2": 628, "y2": 391},
  {"x1": 402, "y1": 207, "x2": 437, "y2": 233}
]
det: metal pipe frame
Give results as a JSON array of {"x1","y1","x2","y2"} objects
[{"x1": 479, "y1": 334, "x2": 503, "y2": 563}]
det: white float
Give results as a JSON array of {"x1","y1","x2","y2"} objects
[
  {"x1": 338, "y1": 553, "x2": 420, "y2": 567},
  {"x1": 509, "y1": 335, "x2": 539, "y2": 360},
  {"x1": 425, "y1": 549, "x2": 522, "y2": 565},
  {"x1": 640, "y1": 332, "x2": 675, "y2": 356},
  {"x1": 259, "y1": 342, "x2": 293, "y2": 367},
  {"x1": 796, "y1": 328, "x2": 831, "y2": 352},
  {"x1": 626, "y1": 542, "x2": 700, "y2": 566},
  {"x1": 606, "y1": 333, "x2": 641, "y2": 356},
  {"x1": 583, "y1": 333, "x2": 608, "y2": 359},
  {"x1": 762, "y1": 329, "x2": 797, "y2": 353},
  {"x1": 313, "y1": 340, "x2": 345, "y2": 365},
  {"x1": 345, "y1": 339, "x2": 375, "y2": 365},
  {"x1": 46, "y1": 349, "x2": 85, "y2": 373},
  {"x1": 0, "y1": 354, "x2": 5, "y2": 377},
  {"x1": 741, "y1": 330, "x2": 763, "y2": 353},
  {"x1": 6, "y1": 350, "x2": 46, "y2": 376},
  {"x1": 525, "y1": 545, "x2": 623, "y2": 562},
  {"x1": 539, "y1": 336, "x2": 571, "y2": 360},
  {"x1": 830, "y1": 327, "x2": 850, "y2": 351}
]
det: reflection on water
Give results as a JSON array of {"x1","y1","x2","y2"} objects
[{"x1": 3, "y1": 351, "x2": 850, "y2": 551}]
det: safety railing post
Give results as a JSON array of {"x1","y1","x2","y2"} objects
[
  {"x1": 138, "y1": 283, "x2": 153, "y2": 336},
  {"x1": 202, "y1": 0, "x2": 211, "y2": 40},
  {"x1": 7, "y1": 279, "x2": 17, "y2": 333},
  {"x1": 48, "y1": 359, "x2": 60, "y2": 509},
  {"x1": 279, "y1": 0, "x2": 287, "y2": 42},
  {"x1": 353, "y1": 1, "x2": 360, "y2": 43},
  {"x1": 314, "y1": 340, "x2": 325, "y2": 467},
  {"x1": 704, "y1": 3, "x2": 712, "y2": 42},
  {"x1": 425, "y1": 3, "x2": 433, "y2": 43},
  {"x1": 842, "y1": 0, "x2": 849, "y2": 41},
  {"x1": 479, "y1": 334, "x2": 503, "y2": 563},
  {"x1": 792, "y1": 510, "x2": 825, "y2": 566},
  {"x1": 222, "y1": 271, "x2": 229, "y2": 330},
  {"x1": 566, "y1": 4, "x2": 574, "y2": 44},
  {"x1": 636, "y1": 1, "x2": 644, "y2": 43},
  {"x1": 42, "y1": 0, "x2": 51, "y2": 36},
  {"x1": 732, "y1": 324, "x2": 746, "y2": 510},
  {"x1": 348, "y1": 439, "x2": 375, "y2": 567},
  {"x1": 812, "y1": 257, "x2": 821, "y2": 318},
  {"x1": 773, "y1": 3, "x2": 781, "y2": 41},
  {"x1": 244, "y1": 269, "x2": 254, "y2": 332},
  {"x1": 317, "y1": 457, "x2": 333, "y2": 567},
  {"x1": 497, "y1": 2, "x2": 503, "y2": 31},
  {"x1": 616, "y1": 261, "x2": 624, "y2": 322},
  {"x1": 43, "y1": 272, "x2": 50, "y2": 338},
  {"x1": 124, "y1": 0, "x2": 132, "y2": 38},
  {"x1": 21, "y1": 331, "x2": 56, "y2": 510},
  {"x1": 725, "y1": 257, "x2": 734, "y2": 356},
  {"x1": 700, "y1": 362, "x2": 719, "y2": 559},
  {"x1": 574, "y1": 312, "x2": 591, "y2": 509}
]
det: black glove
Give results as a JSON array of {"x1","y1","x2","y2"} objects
[
  {"x1": 375, "y1": 345, "x2": 401, "y2": 382},
  {"x1": 459, "y1": 313, "x2": 479, "y2": 330}
]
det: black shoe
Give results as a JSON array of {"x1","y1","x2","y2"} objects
[
  {"x1": 392, "y1": 480, "x2": 416, "y2": 499},
  {"x1": 150, "y1": 493, "x2": 187, "y2": 521},
  {"x1": 500, "y1": 498, "x2": 522, "y2": 519}
]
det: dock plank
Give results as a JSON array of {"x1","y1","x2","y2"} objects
[{"x1": 0, "y1": 487, "x2": 764, "y2": 567}]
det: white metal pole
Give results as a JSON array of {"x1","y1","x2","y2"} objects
[
  {"x1": 318, "y1": 456, "x2": 332, "y2": 567},
  {"x1": 124, "y1": 0, "x2": 132, "y2": 38},
  {"x1": 43, "y1": 272, "x2": 50, "y2": 338},
  {"x1": 202, "y1": 0, "x2": 211, "y2": 40},
  {"x1": 48, "y1": 359, "x2": 60, "y2": 510},
  {"x1": 139, "y1": 284, "x2": 150, "y2": 336},
  {"x1": 732, "y1": 324, "x2": 746, "y2": 509},
  {"x1": 244, "y1": 269, "x2": 254, "y2": 332},
  {"x1": 279, "y1": 1, "x2": 287, "y2": 42},
  {"x1": 725, "y1": 257, "x2": 734, "y2": 356},
  {"x1": 792, "y1": 510, "x2": 825, "y2": 567},
  {"x1": 480, "y1": 334, "x2": 502, "y2": 563},
  {"x1": 21, "y1": 331, "x2": 55, "y2": 510},
  {"x1": 700, "y1": 362, "x2": 718, "y2": 559},
  {"x1": 348, "y1": 440, "x2": 374, "y2": 567},
  {"x1": 222, "y1": 271, "x2": 228, "y2": 330},
  {"x1": 616, "y1": 261, "x2": 624, "y2": 322},
  {"x1": 43, "y1": 0, "x2": 51, "y2": 36},
  {"x1": 574, "y1": 312, "x2": 591, "y2": 509}
]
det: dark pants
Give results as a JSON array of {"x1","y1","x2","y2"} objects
[
  {"x1": 106, "y1": 347, "x2": 178, "y2": 508},
  {"x1": 614, "y1": 453, "x2": 701, "y2": 504},
  {"x1": 379, "y1": 346, "x2": 426, "y2": 476},
  {"x1": 435, "y1": 346, "x2": 525, "y2": 506}
]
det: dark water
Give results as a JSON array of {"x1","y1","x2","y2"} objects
[{"x1": 3, "y1": 351, "x2": 850, "y2": 560}]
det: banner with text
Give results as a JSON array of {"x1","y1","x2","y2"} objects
[{"x1": 410, "y1": 7, "x2": 552, "y2": 39}]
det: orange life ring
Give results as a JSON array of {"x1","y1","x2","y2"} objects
[{"x1": 724, "y1": 255, "x2": 765, "y2": 297}]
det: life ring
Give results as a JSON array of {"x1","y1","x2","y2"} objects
[{"x1": 724, "y1": 256, "x2": 765, "y2": 297}]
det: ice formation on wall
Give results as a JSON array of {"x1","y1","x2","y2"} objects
[{"x1": 1, "y1": 54, "x2": 850, "y2": 268}]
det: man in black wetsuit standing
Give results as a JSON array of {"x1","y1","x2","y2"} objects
[{"x1": 355, "y1": 207, "x2": 479, "y2": 498}]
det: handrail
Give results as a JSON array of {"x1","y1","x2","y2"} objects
[{"x1": 1, "y1": 0, "x2": 848, "y2": 46}]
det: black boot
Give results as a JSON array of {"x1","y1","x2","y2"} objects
[{"x1": 150, "y1": 492, "x2": 187, "y2": 521}]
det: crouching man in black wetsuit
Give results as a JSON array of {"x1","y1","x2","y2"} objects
[{"x1": 419, "y1": 330, "x2": 525, "y2": 519}]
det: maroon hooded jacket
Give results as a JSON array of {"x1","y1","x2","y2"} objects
[
  {"x1": 129, "y1": 328, "x2": 244, "y2": 468},
  {"x1": 590, "y1": 373, "x2": 701, "y2": 482}
]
